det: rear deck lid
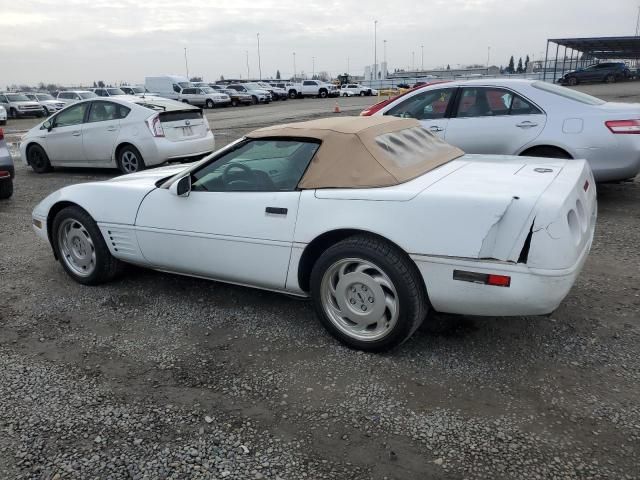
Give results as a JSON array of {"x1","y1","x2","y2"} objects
[{"x1": 159, "y1": 109, "x2": 208, "y2": 142}]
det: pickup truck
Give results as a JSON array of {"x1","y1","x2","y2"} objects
[{"x1": 286, "y1": 80, "x2": 339, "y2": 99}]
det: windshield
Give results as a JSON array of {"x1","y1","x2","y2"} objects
[
  {"x1": 36, "y1": 94, "x2": 55, "y2": 101},
  {"x1": 7, "y1": 94, "x2": 30, "y2": 102},
  {"x1": 107, "y1": 88, "x2": 125, "y2": 95},
  {"x1": 79, "y1": 92, "x2": 98, "y2": 99},
  {"x1": 532, "y1": 81, "x2": 605, "y2": 105}
]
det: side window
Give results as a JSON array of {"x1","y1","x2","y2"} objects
[
  {"x1": 456, "y1": 88, "x2": 512, "y2": 118},
  {"x1": 191, "y1": 140, "x2": 320, "y2": 192},
  {"x1": 173, "y1": 84, "x2": 181, "y2": 93},
  {"x1": 88, "y1": 101, "x2": 129, "y2": 122},
  {"x1": 386, "y1": 88, "x2": 455, "y2": 120},
  {"x1": 303, "y1": 81, "x2": 314, "y2": 86},
  {"x1": 510, "y1": 94, "x2": 542, "y2": 115},
  {"x1": 54, "y1": 103, "x2": 88, "y2": 127}
]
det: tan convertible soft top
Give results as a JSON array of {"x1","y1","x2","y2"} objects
[{"x1": 247, "y1": 116, "x2": 464, "y2": 189}]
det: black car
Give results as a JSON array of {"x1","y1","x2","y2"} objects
[{"x1": 559, "y1": 62, "x2": 631, "y2": 86}]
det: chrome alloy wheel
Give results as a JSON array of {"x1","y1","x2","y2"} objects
[
  {"x1": 58, "y1": 218, "x2": 96, "y2": 277},
  {"x1": 320, "y1": 258, "x2": 399, "y2": 342},
  {"x1": 121, "y1": 151, "x2": 139, "y2": 173}
]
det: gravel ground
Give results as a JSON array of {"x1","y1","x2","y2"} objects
[{"x1": 1, "y1": 88, "x2": 639, "y2": 479}]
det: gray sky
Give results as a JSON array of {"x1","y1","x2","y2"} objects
[{"x1": 0, "y1": 0, "x2": 634, "y2": 86}]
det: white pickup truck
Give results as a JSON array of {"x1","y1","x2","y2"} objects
[{"x1": 286, "y1": 80, "x2": 339, "y2": 99}]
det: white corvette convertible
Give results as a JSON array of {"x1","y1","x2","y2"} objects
[{"x1": 32, "y1": 116, "x2": 596, "y2": 351}]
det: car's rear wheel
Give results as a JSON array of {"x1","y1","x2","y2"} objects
[
  {"x1": 521, "y1": 146, "x2": 572, "y2": 159},
  {"x1": 567, "y1": 77, "x2": 578, "y2": 86},
  {"x1": 9, "y1": 108, "x2": 17, "y2": 119},
  {"x1": 206, "y1": 99, "x2": 214, "y2": 108},
  {"x1": 0, "y1": 179, "x2": 13, "y2": 199},
  {"x1": 604, "y1": 74, "x2": 616, "y2": 84},
  {"x1": 231, "y1": 99, "x2": 238, "y2": 107},
  {"x1": 319, "y1": 90, "x2": 328, "y2": 99},
  {"x1": 52, "y1": 206, "x2": 123, "y2": 285},
  {"x1": 28, "y1": 144, "x2": 52, "y2": 173},
  {"x1": 117, "y1": 145, "x2": 145, "y2": 174},
  {"x1": 310, "y1": 235, "x2": 427, "y2": 352}
]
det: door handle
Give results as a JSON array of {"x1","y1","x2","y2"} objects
[
  {"x1": 106, "y1": 127, "x2": 117, "y2": 132},
  {"x1": 516, "y1": 122, "x2": 538, "y2": 128},
  {"x1": 265, "y1": 207, "x2": 288, "y2": 215},
  {"x1": 429, "y1": 126, "x2": 443, "y2": 132},
  {"x1": 72, "y1": 131, "x2": 81, "y2": 136}
]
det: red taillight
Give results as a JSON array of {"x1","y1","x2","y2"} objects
[
  {"x1": 0, "y1": 128, "x2": 4, "y2": 140},
  {"x1": 605, "y1": 119, "x2": 640, "y2": 134},
  {"x1": 487, "y1": 274, "x2": 511, "y2": 287},
  {"x1": 452, "y1": 270, "x2": 511, "y2": 288},
  {"x1": 145, "y1": 114, "x2": 165, "y2": 137},
  {"x1": 0, "y1": 171, "x2": 10, "y2": 178}
]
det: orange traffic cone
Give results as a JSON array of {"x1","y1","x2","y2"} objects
[{"x1": 333, "y1": 101, "x2": 341, "y2": 113}]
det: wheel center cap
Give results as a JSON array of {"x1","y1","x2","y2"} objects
[
  {"x1": 335, "y1": 273, "x2": 386, "y2": 325},
  {"x1": 347, "y1": 282, "x2": 375, "y2": 312}
]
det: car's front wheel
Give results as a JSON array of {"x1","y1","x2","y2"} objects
[
  {"x1": 28, "y1": 144, "x2": 52, "y2": 173},
  {"x1": 206, "y1": 99, "x2": 214, "y2": 108},
  {"x1": 310, "y1": 235, "x2": 427, "y2": 352},
  {"x1": 604, "y1": 74, "x2": 616, "y2": 84},
  {"x1": 52, "y1": 206, "x2": 123, "y2": 285},
  {"x1": 567, "y1": 77, "x2": 578, "y2": 86},
  {"x1": 117, "y1": 145, "x2": 145, "y2": 174}
]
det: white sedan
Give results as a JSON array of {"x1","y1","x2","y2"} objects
[
  {"x1": 340, "y1": 84, "x2": 377, "y2": 97},
  {"x1": 20, "y1": 97, "x2": 215, "y2": 174},
  {"x1": 362, "y1": 79, "x2": 640, "y2": 182},
  {"x1": 31, "y1": 116, "x2": 596, "y2": 351}
]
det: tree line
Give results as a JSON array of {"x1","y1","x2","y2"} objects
[{"x1": 504, "y1": 55, "x2": 530, "y2": 74}]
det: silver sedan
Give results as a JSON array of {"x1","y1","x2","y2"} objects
[{"x1": 366, "y1": 79, "x2": 640, "y2": 182}]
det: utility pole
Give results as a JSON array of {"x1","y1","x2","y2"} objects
[
  {"x1": 246, "y1": 50, "x2": 250, "y2": 79},
  {"x1": 636, "y1": 5, "x2": 640, "y2": 36},
  {"x1": 421, "y1": 44, "x2": 424, "y2": 70},
  {"x1": 347, "y1": 57, "x2": 350, "y2": 75},
  {"x1": 184, "y1": 47, "x2": 189, "y2": 79},
  {"x1": 412, "y1": 51, "x2": 415, "y2": 71},
  {"x1": 487, "y1": 46, "x2": 491, "y2": 68},
  {"x1": 373, "y1": 20, "x2": 378, "y2": 81},
  {"x1": 312, "y1": 56, "x2": 315, "y2": 78},
  {"x1": 293, "y1": 52, "x2": 296, "y2": 81},
  {"x1": 256, "y1": 33, "x2": 262, "y2": 80}
]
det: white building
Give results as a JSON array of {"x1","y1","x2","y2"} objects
[{"x1": 364, "y1": 62, "x2": 388, "y2": 80}]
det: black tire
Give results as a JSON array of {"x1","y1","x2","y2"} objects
[
  {"x1": 0, "y1": 120, "x2": 6, "y2": 126},
  {"x1": 182, "y1": 99, "x2": 189, "y2": 104},
  {"x1": 521, "y1": 146, "x2": 572, "y2": 159},
  {"x1": 117, "y1": 145, "x2": 145, "y2": 174},
  {"x1": 9, "y1": 108, "x2": 17, "y2": 119},
  {"x1": 28, "y1": 144, "x2": 53, "y2": 173},
  {"x1": 52, "y1": 206, "x2": 124, "y2": 285},
  {"x1": 251, "y1": 95, "x2": 258, "y2": 105},
  {"x1": 0, "y1": 179, "x2": 13, "y2": 199},
  {"x1": 288, "y1": 90, "x2": 297, "y2": 99},
  {"x1": 360, "y1": 91, "x2": 366, "y2": 96},
  {"x1": 310, "y1": 234, "x2": 427, "y2": 352},
  {"x1": 206, "y1": 99, "x2": 214, "y2": 108},
  {"x1": 231, "y1": 99, "x2": 238, "y2": 107},
  {"x1": 604, "y1": 74, "x2": 616, "y2": 84},
  {"x1": 318, "y1": 89, "x2": 328, "y2": 99},
  {"x1": 567, "y1": 77, "x2": 578, "y2": 86}
]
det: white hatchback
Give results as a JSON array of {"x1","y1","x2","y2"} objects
[{"x1": 20, "y1": 97, "x2": 215, "y2": 174}]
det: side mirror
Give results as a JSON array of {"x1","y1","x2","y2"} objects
[
  {"x1": 42, "y1": 120, "x2": 53, "y2": 131},
  {"x1": 170, "y1": 174, "x2": 191, "y2": 197}
]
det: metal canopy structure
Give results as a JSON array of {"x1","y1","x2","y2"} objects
[{"x1": 543, "y1": 36, "x2": 640, "y2": 81}]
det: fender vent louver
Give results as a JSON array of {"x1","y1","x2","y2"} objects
[{"x1": 518, "y1": 221, "x2": 535, "y2": 264}]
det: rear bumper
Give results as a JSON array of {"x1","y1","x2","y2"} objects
[
  {"x1": 413, "y1": 236, "x2": 591, "y2": 317},
  {"x1": 143, "y1": 132, "x2": 215, "y2": 167}
]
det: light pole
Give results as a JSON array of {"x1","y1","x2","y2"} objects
[
  {"x1": 246, "y1": 50, "x2": 250, "y2": 79},
  {"x1": 184, "y1": 47, "x2": 189, "y2": 79},
  {"x1": 293, "y1": 52, "x2": 296, "y2": 81},
  {"x1": 347, "y1": 57, "x2": 350, "y2": 75},
  {"x1": 383, "y1": 39, "x2": 387, "y2": 77},
  {"x1": 636, "y1": 5, "x2": 640, "y2": 36},
  {"x1": 256, "y1": 33, "x2": 262, "y2": 80},
  {"x1": 312, "y1": 56, "x2": 315, "y2": 79},
  {"x1": 487, "y1": 46, "x2": 491, "y2": 69},
  {"x1": 421, "y1": 44, "x2": 424, "y2": 70},
  {"x1": 373, "y1": 20, "x2": 378, "y2": 81},
  {"x1": 412, "y1": 51, "x2": 415, "y2": 71}
]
